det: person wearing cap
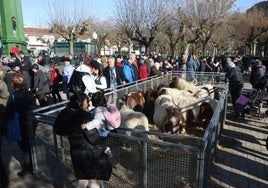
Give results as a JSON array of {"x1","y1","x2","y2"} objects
[{"x1": 10, "y1": 45, "x2": 20, "y2": 57}]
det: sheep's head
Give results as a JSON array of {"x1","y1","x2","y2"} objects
[{"x1": 163, "y1": 107, "x2": 185, "y2": 134}]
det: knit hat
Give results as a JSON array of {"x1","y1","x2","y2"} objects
[{"x1": 103, "y1": 104, "x2": 121, "y2": 129}]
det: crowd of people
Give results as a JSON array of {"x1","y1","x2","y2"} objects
[{"x1": 0, "y1": 45, "x2": 267, "y2": 187}]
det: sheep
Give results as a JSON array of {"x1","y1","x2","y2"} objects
[
  {"x1": 169, "y1": 76, "x2": 219, "y2": 100},
  {"x1": 156, "y1": 88, "x2": 218, "y2": 133},
  {"x1": 153, "y1": 95, "x2": 186, "y2": 134},
  {"x1": 119, "y1": 104, "x2": 149, "y2": 138},
  {"x1": 125, "y1": 89, "x2": 145, "y2": 112},
  {"x1": 117, "y1": 104, "x2": 150, "y2": 162}
]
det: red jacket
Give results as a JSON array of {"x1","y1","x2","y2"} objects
[
  {"x1": 50, "y1": 68, "x2": 62, "y2": 88},
  {"x1": 139, "y1": 64, "x2": 148, "y2": 81}
]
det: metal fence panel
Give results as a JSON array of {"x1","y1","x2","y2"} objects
[{"x1": 27, "y1": 72, "x2": 228, "y2": 187}]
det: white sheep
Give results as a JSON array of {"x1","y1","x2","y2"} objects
[{"x1": 119, "y1": 104, "x2": 149, "y2": 137}]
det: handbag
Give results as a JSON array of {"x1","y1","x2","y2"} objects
[
  {"x1": 82, "y1": 128, "x2": 104, "y2": 145},
  {"x1": 7, "y1": 95, "x2": 22, "y2": 143}
]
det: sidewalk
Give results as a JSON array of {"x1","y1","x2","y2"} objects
[
  {"x1": 210, "y1": 97, "x2": 268, "y2": 187},
  {"x1": 2, "y1": 137, "x2": 54, "y2": 188}
]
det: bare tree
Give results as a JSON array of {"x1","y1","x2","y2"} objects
[
  {"x1": 210, "y1": 22, "x2": 231, "y2": 55},
  {"x1": 45, "y1": 0, "x2": 93, "y2": 55},
  {"x1": 108, "y1": 26, "x2": 131, "y2": 55},
  {"x1": 89, "y1": 20, "x2": 112, "y2": 55},
  {"x1": 229, "y1": 9, "x2": 268, "y2": 56},
  {"x1": 114, "y1": 0, "x2": 169, "y2": 55},
  {"x1": 179, "y1": 0, "x2": 234, "y2": 56},
  {"x1": 160, "y1": 2, "x2": 189, "y2": 58}
]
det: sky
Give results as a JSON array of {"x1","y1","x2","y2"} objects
[{"x1": 21, "y1": 0, "x2": 266, "y2": 28}]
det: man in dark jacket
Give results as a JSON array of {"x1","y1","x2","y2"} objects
[
  {"x1": 103, "y1": 56, "x2": 126, "y2": 89},
  {"x1": 31, "y1": 64, "x2": 50, "y2": 107},
  {"x1": 225, "y1": 57, "x2": 244, "y2": 106},
  {"x1": 249, "y1": 59, "x2": 267, "y2": 89}
]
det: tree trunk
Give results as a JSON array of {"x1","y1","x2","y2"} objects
[
  {"x1": 184, "y1": 43, "x2": 190, "y2": 55},
  {"x1": 202, "y1": 43, "x2": 206, "y2": 57},
  {"x1": 170, "y1": 44, "x2": 175, "y2": 58},
  {"x1": 145, "y1": 45, "x2": 150, "y2": 56},
  {"x1": 69, "y1": 40, "x2": 74, "y2": 55}
]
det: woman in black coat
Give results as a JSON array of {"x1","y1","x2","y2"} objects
[
  {"x1": 4, "y1": 73, "x2": 36, "y2": 176},
  {"x1": 54, "y1": 93, "x2": 112, "y2": 188}
]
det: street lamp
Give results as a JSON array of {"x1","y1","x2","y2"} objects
[
  {"x1": 92, "y1": 32, "x2": 98, "y2": 55},
  {"x1": 92, "y1": 32, "x2": 98, "y2": 41}
]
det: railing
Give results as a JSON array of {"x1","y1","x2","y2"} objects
[{"x1": 26, "y1": 71, "x2": 228, "y2": 188}]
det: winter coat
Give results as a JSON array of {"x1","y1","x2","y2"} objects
[
  {"x1": 187, "y1": 58, "x2": 197, "y2": 80},
  {"x1": 226, "y1": 66, "x2": 244, "y2": 90},
  {"x1": 249, "y1": 65, "x2": 266, "y2": 89},
  {"x1": 50, "y1": 68, "x2": 62, "y2": 89},
  {"x1": 122, "y1": 61, "x2": 138, "y2": 83},
  {"x1": 0, "y1": 79, "x2": 9, "y2": 134},
  {"x1": 32, "y1": 69, "x2": 50, "y2": 94},
  {"x1": 4, "y1": 88, "x2": 36, "y2": 143},
  {"x1": 54, "y1": 108, "x2": 112, "y2": 180},
  {"x1": 103, "y1": 66, "x2": 125, "y2": 88},
  {"x1": 139, "y1": 63, "x2": 148, "y2": 81},
  {"x1": 149, "y1": 66, "x2": 162, "y2": 77},
  {"x1": 4, "y1": 70, "x2": 18, "y2": 94},
  {"x1": 68, "y1": 65, "x2": 97, "y2": 95},
  {"x1": 198, "y1": 60, "x2": 206, "y2": 72},
  {"x1": 20, "y1": 62, "x2": 33, "y2": 91}
]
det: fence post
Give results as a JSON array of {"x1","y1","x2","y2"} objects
[
  {"x1": 26, "y1": 111, "x2": 39, "y2": 177},
  {"x1": 52, "y1": 129, "x2": 65, "y2": 187},
  {"x1": 142, "y1": 142, "x2": 148, "y2": 188}
]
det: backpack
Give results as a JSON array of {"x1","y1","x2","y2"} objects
[{"x1": 68, "y1": 69, "x2": 89, "y2": 94}]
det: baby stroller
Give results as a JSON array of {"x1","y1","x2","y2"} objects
[{"x1": 234, "y1": 88, "x2": 266, "y2": 119}]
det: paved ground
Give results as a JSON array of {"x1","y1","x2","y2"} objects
[
  {"x1": 210, "y1": 86, "x2": 268, "y2": 188},
  {"x1": 2, "y1": 84, "x2": 268, "y2": 188}
]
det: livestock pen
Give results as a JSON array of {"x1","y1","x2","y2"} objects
[{"x1": 26, "y1": 71, "x2": 228, "y2": 188}]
